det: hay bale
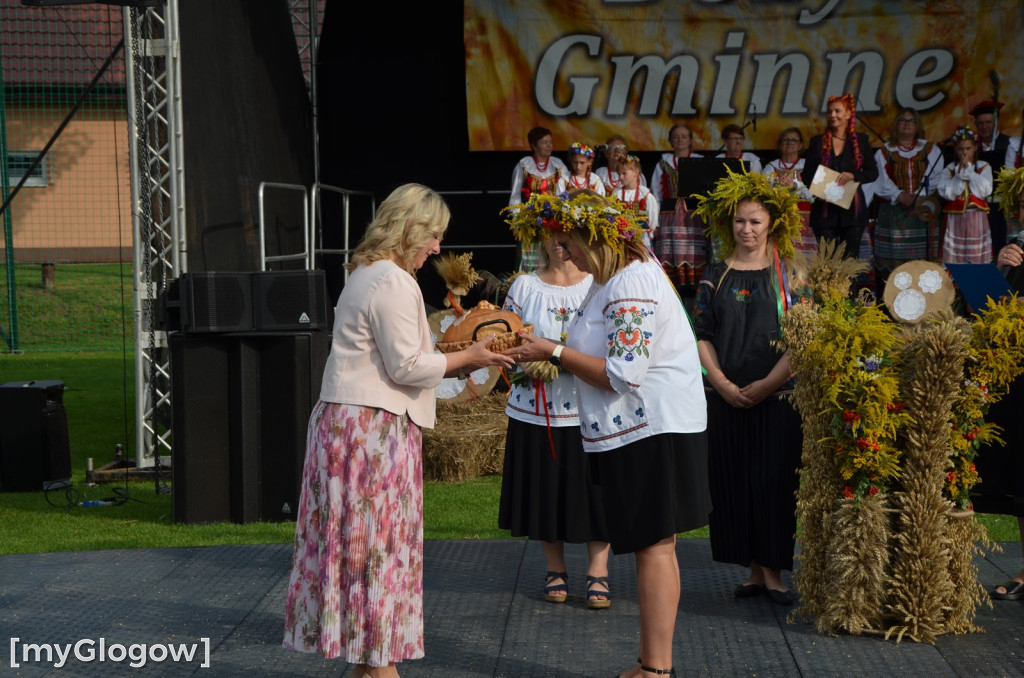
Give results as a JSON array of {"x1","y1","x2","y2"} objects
[{"x1": 423, "y1": 392, "x2": 508, "y2": 481}]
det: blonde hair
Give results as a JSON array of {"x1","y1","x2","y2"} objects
[
  {"x1": 565, "y1": 227, "x2": 650, "y2": 284},
  {"x1": 347, "y1": 183, "x2": 449, "y2": 275}
]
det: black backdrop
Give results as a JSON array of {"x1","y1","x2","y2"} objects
[{"x1": 178, "y1": 0, "x2": 669, "y2": 307}]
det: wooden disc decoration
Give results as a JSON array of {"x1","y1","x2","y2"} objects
[
  {"x1": 882, "y1": 260, "x2": 954, "y2": 323},
  {"x1": 427, "y1": 309, "x2": 500, "y2": 403}
]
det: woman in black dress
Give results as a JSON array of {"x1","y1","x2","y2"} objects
[
  {"x1": 693, "y1": 169, "x2": 807, "y2": 606},
  {"x1": 801, "y1": 93, "x2": 878, "y2": 258}
]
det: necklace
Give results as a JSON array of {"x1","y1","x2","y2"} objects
[
  {"x1": 571, "y1": 174, "x2": 587, "y2": 188},
  {"x1": 534, "y1": 155, "x2": 549, "y2": 172},
  {"x1": 897, "y1": 141, "x2": 917, "y2": 152},
  {"x1": 607, "y1": 171, "x2": 622, "y2": 188},
  {"x1": 776, "y1": 157, "x2": 799, "y2": 170}
]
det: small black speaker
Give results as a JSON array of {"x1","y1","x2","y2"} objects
[
  {"x1": 162, "y1": 272, "x2": 254, "y2": 333},
  {"x1": 252, "y1": 270, "x2": 329, "y2": 331},
  {"x1": 0, "y1": 380, "x2": 72, "y2": 492}
]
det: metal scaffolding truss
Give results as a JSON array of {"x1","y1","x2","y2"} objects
[
  {"x1": 125, "y1": 1, "x2": 323, "y2": 469},
  {"x1": 125, "y1": 1, "x2": 183, "y2": 470}
]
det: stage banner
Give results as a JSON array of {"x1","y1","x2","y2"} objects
[{"x1": 465, "y1": 0, "x2": 1024, "y2": 152}]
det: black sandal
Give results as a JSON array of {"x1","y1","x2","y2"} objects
[
  {"x1": 641, "y1": 666, "x2": 676, "y2": 676},
  {"x1": 586, "y1": 575, "x2": 611, "y2": 609},
  {"x1": 543, "y1": 571, "x2": 568, "y2": 603}
]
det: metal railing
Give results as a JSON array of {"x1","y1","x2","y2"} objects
[{"x1": 257, "y1": 181, "x2": 310, "y2": 271}]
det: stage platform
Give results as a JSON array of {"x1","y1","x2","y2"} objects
[{"x1": 2, "y1": 538, "x2": 1024, "y2": 676}]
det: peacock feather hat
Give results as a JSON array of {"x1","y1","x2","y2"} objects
[{"x1": 692, "y1": 165, "x2": 805, "y2": 260}]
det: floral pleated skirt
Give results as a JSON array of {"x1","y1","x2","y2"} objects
[{"x1": 282, "y1": 400, "x2": 425, "y2": 666}]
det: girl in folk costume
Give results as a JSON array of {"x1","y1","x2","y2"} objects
[
  {"x1": 761, "y1": 127, "x2": 817, "y2": 256},
  {"x1": 595, "y1": 134, "x2": 647, "y2": 193},
  {"x1": 612, "y1": 154, "x2": 659, "y2": 251},
  {"x1": 652, "y1": 124, "x2": 708, "y2": 295},
  {"x1": 801, "y1": 93, "x2": 879, "y2": 259},
  {"x1": 938, "y1": 125, "x2": 994, "y2": 264},
  {"x1": 556, "y1": 143, "x2": 606, "y2": 196},
  {"x1": 510, "y1": 126, "x2": 568, "y2": 271},
  {"x1": 871, "y1": 108, "x2": 944, "y2": 271}
]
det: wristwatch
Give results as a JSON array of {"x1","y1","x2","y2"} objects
[{"x1": 549, "y1": 344, "x2": 565, "y2": 367}]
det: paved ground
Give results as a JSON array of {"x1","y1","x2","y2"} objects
[{"x1": 2, "y1": 539, "x2": 1024, "y2": 677}]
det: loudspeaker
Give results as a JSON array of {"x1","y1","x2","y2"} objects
[
  {"x1": 252, "y1": 270, "x2": 329, "y2": 331},
  {"x1": 0, "y1": 380, "x2": 72, "y2": 492},
  {"x1": 170, "y1": 331, "x2": 329, "y2": 524},
  {"x1": 161, "y1": 272, "x2": 253, "y2": 333}
]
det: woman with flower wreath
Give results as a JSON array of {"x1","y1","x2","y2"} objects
[
  {"x1": 502, "y1": 189, "x2": 711, "y2": 678},
  {"x1": 974, "y1": 165, "x2": 1024, "y2": 601},
  {"x1": 692, "y1": 168, "x2": 807, "y2": 606},
  {"x1": 556, "y1": 142, "x2": 606, "y2": 196},
  {"x1": 509, "y1": 126, "x2": 568, "y2": 271},
  {"x1": 497, "y1": 234, "x2": 612, "y2": 609},
  {"x1": 801, "y1": 93, "x2": 879, "y2": 258}
]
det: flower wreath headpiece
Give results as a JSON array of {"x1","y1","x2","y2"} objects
[
  {"x1": 994, "y1": 165, "x2": 1024, "y2": 222},
  {"x1": 617, "y1": 153, "x2": 641, "y2": 166},
  {"x1": 691, "y1": 166, "x2": 804, "y2": 260},
  {"x1": 502, "y1": 191, "x2": 646, "y2": 254},
  {"x1": 568, "y1": 142, "x2": 594, "y2": 158},
  {"x1": 950, "y1": 124, "x2": 979, "y2": 144}
]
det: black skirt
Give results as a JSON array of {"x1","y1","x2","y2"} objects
[
  {"x1": 591, "y1": 431, "x2": 712, "y2": 555},
  {"x1": 973, "y1": 374, "x2": 1024, "y2": 517},
  {"x1": 706, "y1": 391, "x2": 802, "y2": 571},
  {"x1": 498, "y1": 418, "x2": 609, "y2": 543}
]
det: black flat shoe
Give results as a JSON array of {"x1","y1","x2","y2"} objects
[
  {"x1": 733, "y1": 583, "x2": 766, "y2": 598},
  {"x1": 767, "y1": 588, "x2": 796, "y2": 606},
  {"x1": 991, "y1": 580, "x2": 1024, "y2": 600}
]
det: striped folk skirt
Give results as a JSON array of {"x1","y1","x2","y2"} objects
[
  {"x1": 942, "y1": 208, "x2": 992, "y2": 264},
  {"x1": 655, "y1": 200, "x2": 707, "y2": 292}
]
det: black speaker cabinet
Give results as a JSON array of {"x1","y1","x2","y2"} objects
[
  {"x1": 0, "y1": 380, "x2": 72, "y2": 492},
  {"x1": 161, "y1": 272, "x2": 253, "y2": 333},
  {"x1": 252, "y1": 270, "x2": 329, "y2": 331},
  {"x1": 170, "y1": 331, "x2": 330, "y2": 524}
]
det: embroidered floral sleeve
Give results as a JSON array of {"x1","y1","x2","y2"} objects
[{"x1": 601, "y1": 283, "x2": 658, "y2": 393}]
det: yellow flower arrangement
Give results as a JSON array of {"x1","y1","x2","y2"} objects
[
  {"x1": 805, "y1": 295, "x2": 912, "y2": 499},
  {"x1": 948, "y1": 294, "x2": 1024, "y2": 508},
  {"x1": 993, "y1": 166, "x2": 1024, "y2": 223},
  {"x1": 501, "y1": 190, "x2": 645, "y2": 254}
]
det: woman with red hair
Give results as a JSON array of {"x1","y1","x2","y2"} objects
[{"x1": 801, "y1": 94, "x2": 879, "y2": 258}]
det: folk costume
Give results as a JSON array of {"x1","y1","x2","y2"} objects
[
  {"x1": 557, "y1": 171, "x2": 606, "y2": 196},
  {"x1": 651, "y1": 151, "x2": 709, "y2": 292},
  {"x1": 509, "y1": 155, "x2": 567, "y2": 271},
  {"x1": 938, "y1": 128, "x2": 993, "y2": 264},
  {"x1": 596, "y1": 166, "x2": 647, "y2": 194},
  {"x1": 761, "y1": 157, "x2": 817, "y2": 256},
  {"x1": 612, "y1": 185, "x2": 659, "y2": 251},
  {"x1": 871, "y1": 139, "x2": 944, "y2": 269},
  {"x1": 498, "y1": 272, "x2": 609, "y2": 544}
]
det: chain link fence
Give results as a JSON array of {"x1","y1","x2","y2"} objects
[{"x1": 1, "y1": 2, "x2": 132, "y2": 353}]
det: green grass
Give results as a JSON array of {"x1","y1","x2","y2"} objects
[
  {"x1": 1, "y1": 263, "x2": 133, "y2": 352},
  {"x1": 0, "y1": 351, "x2": 1017, "y2": 554}
]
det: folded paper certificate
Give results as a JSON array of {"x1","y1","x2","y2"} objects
[{"x1": 809, "y1": 165, "x2": 858, "y2": 209}]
